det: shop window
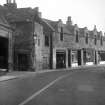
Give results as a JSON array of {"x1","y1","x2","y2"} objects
[
  {"x1": 76, "y1": 30, "x2": 79, "y2": 43},
  {"x1": 98, "y1": 52, "x2": 105, "y2": 61},
  {"x1": 85, "y1": 33, "x2": 88, "y2": 44},
  {"x1": 84, "y1": 50, "x2": 94, "y2": 63},
  {"x1": 100, "y1": 36, "x2": 103, "y2": 46},
  {"x1": 94, "y1": 35, "x2": 97, "y2": 45},
  {"x1": 45, "y1": 35, "x2": 49, "y2": 46},
  {"x1": 60, "y1": 27, "x2": 63, "y2": 41}
]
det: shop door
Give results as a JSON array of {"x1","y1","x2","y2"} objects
[
  {"x1": 78, "y1": 50, "x2": 81, "y2": 66},
  {"x1": 68, "y1": 50, "x2": 71, "y2": 67},
  {"x1": 18, "y1": 54, "x2": 29, "y2": 71},
  {"x1": 56, "y1": 51, "x2": 66, "y2": 69}
]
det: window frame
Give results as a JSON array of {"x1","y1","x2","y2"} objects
[
  {"x1": 94, "y1": 35, "x2": 97, "y2": 45},
  {"x1": 45, "y1": 35, "x2": 49, "y2": 47},
  {"x1": 100, "y1": 36, "x2": 103, "y2": 46},
  {"x1": 75, "y1": 30, "x2": 79, "y2": 43},
  {"x1": 85, "y1": 33, "x2": 89, "y2": 44},
  {"x1": 60, "y1": 27, "x2": 63, "y2": 41}
]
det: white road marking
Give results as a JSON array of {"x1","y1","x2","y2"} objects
[{"x1": 19, "y1": 74, "x2": 69, "y2": 105}]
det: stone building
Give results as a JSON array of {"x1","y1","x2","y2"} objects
[
  {"x1": 0, "y1": 0, "x2": 53, "y2": 71},
  {"x1": 44, "y1": 16, "x2": 105, "y2": 69},
  {"x1": 0, "y1": 0, "x2": 105, "y2": 71}
]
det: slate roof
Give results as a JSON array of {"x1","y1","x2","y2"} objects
[
  {"x1": 43, "y1": 18, "x2": 72, "y2": 35},
  {"x1": 88, "y1": 31, "x2": 94, "y2": 38},
  {"x1": 63, "y1": 25, "x2": 72, "y2": 35},
  {"x1": 79, "y1": 28, "x2": 84, "y2": 37},
  {"x1": 0, "y1": 11, "x2": 10, "y2": 27},
  {"x1": 66, "y1": 25, "x2": 75, "y2": 35},
  {"x1": 43, "y1": 18, "x2": 58, "y2": 31}
]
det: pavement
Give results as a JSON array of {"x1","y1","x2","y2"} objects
[{"x1": 0, "y1": 64, "x2": 105, "y2": 82}]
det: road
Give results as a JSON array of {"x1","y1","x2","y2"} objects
[{"x1": 0, "y1": 67, "x2": 105, "y2": 105}]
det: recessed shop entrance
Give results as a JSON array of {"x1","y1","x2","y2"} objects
[
  {"x1": 56, "y1": 51, "x2": 66, "y2": 69},
  {"x1": 0, "y1": 37, "x2": 8, "y2": 69},
  {"x1": 17, "y1": 53, "x2": 29, "y2": 71},
  {"x1": 78, "y1": 50, "x2": 81, "y2": 66}
]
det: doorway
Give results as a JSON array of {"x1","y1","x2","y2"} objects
[
  {"x1": 56, "y1": 51, "x2": 66, "y2": 69},
  {"x1": 78, "y1": 50, "x2": 81, "y2": 66},
  {"x1": 68, "y1": 50, "x2": 71, "y2": 67},
  {"x1": 0, "y1": 37, "x2": 8, "y2": 69},
  {"x1": 17, "y1": 53, "x2": 29, "y2": 71}
]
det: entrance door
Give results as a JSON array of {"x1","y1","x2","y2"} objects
[
  {"x1": 18, "y1": 54, "x2": 29, "y2": 71},
  {"x1": 0, "y1": 37, "x2": 8, "y2": 69},
  {"x1": 68, "y1": 50, "x2": 71, "y2": 67},
  {"x1": 94, "y1": 51, "x2": 97, "y2": 64},
  {"x1": 78, "y1": 50, "x2": 81, "y2": 66},
  {"x1": 56, "y1": 51, "x2": 66, "y2": 69}
]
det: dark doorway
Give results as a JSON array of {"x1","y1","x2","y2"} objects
[
  {"x1": 78, "y1": 50, "x2": 81, "y2": 66},
  {"x1": 68, "y1": 50, "x2": 71, "y2": 67},
  {"x1": 56, "y1": 51, "x2": 66, "y2": 69},
  {"x1": 18, "y1": 54, "x2": 29, "y2": 71},
  {"x1": 83, "y1": 50, "x2": 86, "y2": 64},
  {"x1": 95, "y1": 51, "x2": 97, "y2": 64},
  {"x1": 0, "y1": 37, "x2": 8, "y2": 69}
]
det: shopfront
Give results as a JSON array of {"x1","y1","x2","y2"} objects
[
  {"x1": 71, "y1": 50, "x2": 78, "y2": 67},
  {"x1": 98, "y1": 51, "x2": 105, "y2": 64},
  {"x1": 56, "y1": 50, "x2": 66, "y2": 69},
  {"x1": 83, "y1": 48, "x2": 94, "y2": 65}
]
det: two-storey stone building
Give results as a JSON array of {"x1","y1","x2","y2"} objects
[
  {"x1": 44, "y1": 16, "x2": 105, "y2": 69},
  {"x1": 0, "y1": 0, "x2": 53, "y2": 71},
  {"x1": 1, "y1": 0, "x2": 105, "y2": 71}
]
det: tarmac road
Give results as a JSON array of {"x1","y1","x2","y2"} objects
[{"x1": 0, "y1": 67, "x2": 105, "y2": 105}]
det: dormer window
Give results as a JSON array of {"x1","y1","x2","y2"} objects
[
  {"x1": 94, "y1": 35, "x2": 97, "y2": 45},
  {"x1": 85, "y1": 33, "x2": 88, "y2": 44},
  {"x1": 60, "y1": 27, "x2": 63, "y2": 41},
  {"x1": 76, "y1": 30, "x2": 79, "y2": 43},
  {"x1": 100, "y1": 36, "x2": 103, "y2": 46}
]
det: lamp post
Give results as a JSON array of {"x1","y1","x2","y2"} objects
[
  {"x1": 32, "y1": 11, "x2": 38, "y2": 71},
  {"x1": 32, "y1": 30, "x2": 37, "y2": 71}
]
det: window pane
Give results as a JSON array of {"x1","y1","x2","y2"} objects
[
  {"x1": 60, "y1": 27, "x2": 63, "y2": 41},
  {"x1": 76, "y1": 30, "x2": 79, "y2": 42},
  {"x1": 45, "y1": 35, "x2": 49, "y2": 46}
]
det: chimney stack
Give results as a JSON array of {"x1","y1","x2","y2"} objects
[
  {"x1": 66, "y1": 16, "x2": 72, "y2": 26},
  {"x1": 13, "y1": 0, "x2": 16, "y2": 4},
  {"x1": 9, "y1": 0, "x2": 11, "y2": 3},
  {"x1": 7, "y1": 0, "x2": 9, "y2": 4},
  {"x1": 94, "y1": 25, "x2": 97, "y2": 31}
]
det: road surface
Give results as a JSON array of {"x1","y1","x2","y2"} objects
[{"x1": 0, "y1": 67, "x2": 105, "y2": 105}]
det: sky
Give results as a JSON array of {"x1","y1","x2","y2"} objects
[{"x1": 0, "y1": 0, "x2": 105, "y2": 33}]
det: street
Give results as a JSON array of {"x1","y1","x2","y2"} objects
[{"x1": 0, "y1": 67, "x2": 105, "y2": 105}]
